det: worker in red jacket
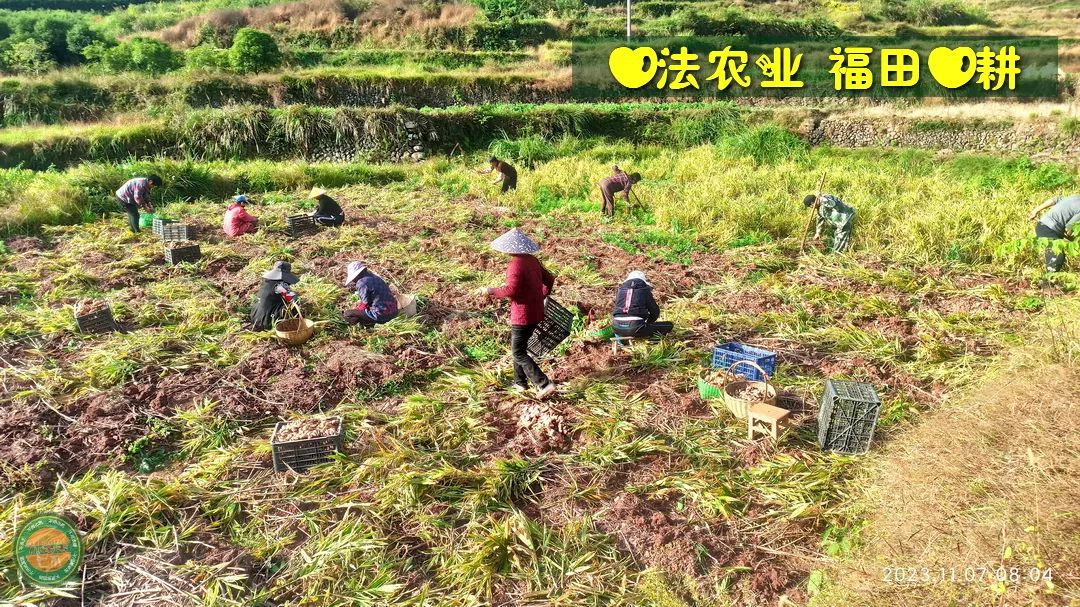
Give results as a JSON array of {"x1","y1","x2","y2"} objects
[
  {"x1": 223, "y1": 195, "x2": 258, "y2": 237},
  {"x1": 482, "y1": 228, "x2": 556, "y2": 400}
]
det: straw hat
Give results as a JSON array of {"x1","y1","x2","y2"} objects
[
  {"x1": 625, "y1": 270, "x2": 651, "y2": 286},
  {"x1": 308, "y1": 187, "x2": 327, "y2": 199},
  {"x1": 263, "y1": 261, "x2": 300, "y2": 284},
  {"x1": 344, "y1": 261, "x2": 367, "y2": 286},
  {"x1": 490, "y1": 228, "x2": 539, "y2": 255}
]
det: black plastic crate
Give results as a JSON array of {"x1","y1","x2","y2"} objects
[
  {"x1": 159, "y1": 223, "x2": 195, "y2": 241},
  {"x1": 271, "y1": 417, "x2": 344, "y2": 473},
  {"x1": 817, "y1": 379, "x2": 881, "y2": 455},
  {"x1": 527, "y1": 298, "x2": 574, "y2": 359},
  {"x1": 164, "y1": 243, "x2": 201, "y2": 265},
  {"x1": 75, "y1": 305, "x2": 116, "y2": 334},
  {"x1": 151, "y1": 218, "x2": 177, "y2": 237},
  {"x1": 287, "y1": 214, "x2": 318, "y2": 238}
]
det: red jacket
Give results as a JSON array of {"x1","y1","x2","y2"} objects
[
  {"x1": 491, "y1": 254, "x2": 554, "y2": 326},
  {"x1": 223, "y1": 203, "x2": 257, "y2": 237}
]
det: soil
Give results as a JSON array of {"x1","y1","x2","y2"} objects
[
  {"x1": 5, "y1": 235, "x2": 46, "y2": 252},
  {"x1": 275, "y1": 417, "x2": 340, "y2": 442}
]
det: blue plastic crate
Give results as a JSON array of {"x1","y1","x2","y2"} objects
[{"x1": 711, "y1": 342, "x2": 776, "y2": 382}]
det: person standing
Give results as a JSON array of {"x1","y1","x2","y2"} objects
[
  {"x1": 599, "y1": 165, "x2": 640, "y2": 217},
  {"x1": 223, "y1": 195, "x2": 258, "y2": 237},
  {"x1": 251, "y1": 261, "x2": 300, "y2": 331},
  {"x1": 478, "y1": 156, "x2": 518, "y2": 193},
  {"x1": 308, "y1": 187, "x2": 345, "y2": 227},
  {"x1": 1029, "y1": 194, "x2": 1080, "y2": 273},
  {"x1": 115, "y1": 174, "x2": 162, "y2": 233},
  {"x1": 342, "y1": 261, "x2": 399, "y2": 327},
  {"x1": 804, "y1": 193, "x2": 855, "y2": 253},
  {"x1": 611, "y1": 270, "x2": 673, "y2": 338},
  {"x1": 482, "y1": 228, "x2": 556, "y2": 399}
]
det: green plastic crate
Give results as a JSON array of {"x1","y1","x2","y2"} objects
[
  {"x1": 138, "y1": 212, "x2": 156, "y2": 228},
  {"x1": 697, "y1": 376, "x2": 723, "y2": 401}
]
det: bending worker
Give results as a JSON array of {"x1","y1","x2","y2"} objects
[
  {"x1": 342, "y1": 261, "x2": 399, "y2": 326},
  {"x1": 223, "y1": 195, "x2": 258, "y2": 237},
  {"x1": 482, "y1": 228, "x2": 556, "y2": 400},
  {"x1": 478, "y1": 156, "x2": 517, "y2": 193},
  {"x1": 309, "y1": 187, "x2": 345, "y2": 227},
  {"x1": 805, "y1": 192, "x2": 855, "y2": 254},
  {"x1": 1029, "y1": 194, "x2": 1080, "y2": 273},
  {"x1": 251, "y1": 261, "x2": 300, "y2": 331},
  {"x1": 599, "y1": 165, "x2": 640, "y2": 217},
  {"x1": 612, "y1": 271, "x2": 673, "y2": 339},
  {"x1": 115, "y1": 174, "x2": 162, "y2": 233}
]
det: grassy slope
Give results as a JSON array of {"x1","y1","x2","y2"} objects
[{"x1": 0, "y1": 154, "x2": 1072, "y2": 604}]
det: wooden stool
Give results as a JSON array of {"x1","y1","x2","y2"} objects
[
  {"x1": 610, "y1": 335, "x2": 634, "y2": 353},
  {"x1": 747, "y1": 403, "x2": 790, "y2": 440}
]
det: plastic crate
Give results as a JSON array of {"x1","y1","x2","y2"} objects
[
  {"x1": 526, "y1": 298, "x2": 574, "y2": 359},
  {"x1": 75, "y1": 305, "x2": 116, "y2": 334},
  {"x1": 159, "y1": 223, "x2": 195, "y2": 241},
  {"x1": 271, "y1": 417, "x2": 344, "y2": 473},
  {"x1": 138, "y1": 212, "x2": 156, "y2": 229},
  {"x1": 711, "y1": 342, "x2": 776, "y2": 382},
  {"x1": 697, "y1": 376, "x2": 723, "y2": 401},
  {"x1": 151, "y1": 218, "x2": 177, "y2": 237},
  {"x1": 164, "y1": 243, "x2": 201, "y2": 265},
  {"x1": 287, "y1": 214, "x2": 318, "y2": 238},
  {"x1": 817, "y1": 379, "x2": 881, "y2": 455}
]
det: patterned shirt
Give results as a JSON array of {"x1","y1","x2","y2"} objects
[
  {"x1": 354, "y1": 274, "x2": 398, "y2": 322},
  {"x1": 817, "y1": 195, "x2": 854, "y2": 230},
  {"x1": 116, "y1": 178, "x2": 154, "y2": 211},
  {"x1": 610, "y1": 170, "x2": 633, "y2": 194}
]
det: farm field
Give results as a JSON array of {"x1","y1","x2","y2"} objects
[
  {"x1": 1, "y1": 0, "x2": 1079, "y2": 604},
  {"x1": 1, "y1": 142, "x2": 1078, "y2": 605}
]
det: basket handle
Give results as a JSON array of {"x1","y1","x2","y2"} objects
[
  {"x1": 725, "y1": 360, "x2": 773, "y2": 389},
  {"x1": 283, "y1": 301, "x2": 304, "y2": 321}
]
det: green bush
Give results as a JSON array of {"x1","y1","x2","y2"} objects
[
  {"x1": 489, "y1": 135, "x2": 557, "y2": 168},
  {"x1": 647, "y1": 7, "x2": 840, "y2": 39},
  {"x1": 229, "y1": 28, "x2": 282, "y2": 74},
  {"x1": 186, "y1": 44, "x2": 232, "y2": 71},
  {"x1": 718, "y1": 124, "x2": 808, "y2": 164},
  {"x1": 466, "y1": 20, "x2": 561, "y2": 50},
  {"x1": 1, "y1": 38, "x2": 56, "y2": 75},
  {"x1": 865, "y1": 0, "x2": 988, "y2": 25},
  {"x1": 101, "y1": 37, "x2": 182, "y2": 74}
]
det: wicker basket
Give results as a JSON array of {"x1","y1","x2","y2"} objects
[
  {"x1": 274, "y1": 305, "x2": 316, "y2": 346},
  {"x1": 721, "y1": 360, "x2": 777, "y2": 419}
]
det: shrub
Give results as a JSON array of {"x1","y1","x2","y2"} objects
[
  {"x1": 101, "y1": 37, "x2": 182, "y2": 74},
  {"x1": 65, "y1": 22, "x2": 104, "y2": 57},
  {"x1": 229, "y1": 28, "x2": 281, "y2": 74},
  {"x1": 865, "y1": 0, "x2": 988, "y2": 25},
  {"x1": 718, "y1": 124, "x2": 807, "y2": 164},
  {"x1": 1, "y1": 38, "x2": 57, "y2": 75},
  {"x1": 186, "y1": 44, "x2": 232, "y2": 71},
  {"x1": 489, "y1": 135, "x2": 557, "y2": 168}
]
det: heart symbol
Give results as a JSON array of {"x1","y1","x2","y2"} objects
[
  {"x1": 927, "y1": 47, "x2": 977, "y2": 89},
  {"x1": 608, "y1": 47, "x2": 659, "y2": 89}
]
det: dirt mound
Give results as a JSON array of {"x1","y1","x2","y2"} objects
[
  {"x1": 4, "y1": 235, "x2": 45, "y2": 253},
  {"x1": 317, "y1": 342, "x2": 401, "y2": 392},
  {"x1": 599, "y1": 493, "x2": 705, "y2": 574}
]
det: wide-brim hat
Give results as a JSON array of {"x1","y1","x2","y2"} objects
[
  {"x1": 233, "y1": 194, "x2": 248, "y2": 204},
  {"x1": 490, "y1": 228, "x2": 539, "y2": 255},
  {"x1": 344, "y1": 261, "x2": 367, "y2": 286},
  {"x1": 308, "y1": 187, "x2": 327, "y2": 199},
  {"x1": 263, "y1": 261, "x2": 300, "y2": 284},
  {"x1": 626, "y1": 270, "x2": 651, "y2": 286}
]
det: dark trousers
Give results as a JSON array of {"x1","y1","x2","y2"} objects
[
  {"x1": 600, "y1": 179, "x2": 622, "y2": 216},
  {"x1": 511, "y1": 324, "x2": 550, "y2": 389},
  {"x1": 344, "y1": 309, "x2": 376, "y2": 327},
  {"x1": 1036, "y1": 222, "x2": 1066, "y2": 272},
  {"x1": 314, "y1": 212, "x2": 344, "y2": 227},
  {"x1": 118, "y1": 198, "x2": 140, "y2": 232},
  {"x1": 612, "y1": 316, "x2": 674, "y2": 339},
  {"x1": 501, "y1": 175, "x2": 517, "y2": 193}
]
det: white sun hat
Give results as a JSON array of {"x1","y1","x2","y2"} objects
[
  {"x1": 490, "y1": 228, "x2": 539, "y2": 255},
  {"x1": 344, "y1": 261, "x2": 367, "y2": 286},
  {"x1": 626, "y1": 270, "x2": 650, "y2": 286}
]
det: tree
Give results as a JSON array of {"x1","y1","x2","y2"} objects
[
  {"x1": 1, "y1": 38, "x2": 57, "y2": 75},
  {"x1": 66, "y1": 22, "x2": 103, "y2": 57},
  {"x1": 100, "y1": 38, "x2": 182, "y2": 75},
  {"x1": 228, "y1": 28, "x2": 281, "y2": 73}
]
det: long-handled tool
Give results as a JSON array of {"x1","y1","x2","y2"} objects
[
  {"x1": 800, "y1": 172, "x2": 828, "y2": 254},
  {"x1": 629, "y1": 189, "x2": 643, "y2": 214}
]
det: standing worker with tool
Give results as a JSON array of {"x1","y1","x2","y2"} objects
[
  {"x1": 478, "y1": 156, "x2": 518, "y2": 193},
  {"x1": 480, "y1": 228, "x2": 557, "y2": 400},
  {"x1": 115, "y1": 174, "x2": 162, "y2": 233},
  {"x1": 804, "y1": 192, "x2": 855, "y2": 254},
  {"x1": 599, "y1": 165, "x2": 640, "y2": 217},
  {"x1": 1028, "y1": 193, "x2": 1080, "y2": 273}
]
